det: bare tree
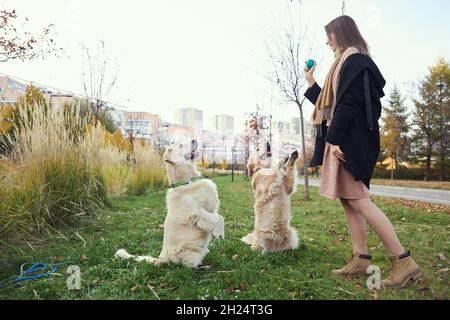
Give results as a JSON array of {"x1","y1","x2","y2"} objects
[
  {"x1": 0, "y1": 9, "x2": 62, "y2": 62},
  {"x1": 264, "y1": 1, "x2": 314, "y2": 200},
  {"x1": 82, "y1": 41, "x2": 118, "y2": 127},
  {"x1": 123, "y1": 112, "x2": 150, "y2": 149}
]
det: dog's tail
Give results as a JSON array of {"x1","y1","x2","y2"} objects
[{"x1": 114, "y1": 249, "x2": 163, "y2": 265}]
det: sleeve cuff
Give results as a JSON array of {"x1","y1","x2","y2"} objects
[
  {"x1": 325, "y1": 130, "x2": 344, "y2": 146},
  {"x1": 304, "y1": 82, "x2": 321, "y2": 104}
]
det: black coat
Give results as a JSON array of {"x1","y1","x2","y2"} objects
[{"x1": 304, "y1": 53, "x2": 386, "y2": 189}]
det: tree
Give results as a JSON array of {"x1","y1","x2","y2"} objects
[
  {"x1": 433, "y1": 58, "x2": 450, "y2": 180},
  {"x1": 246, "y1": 104, "x2": 269, "y2": 148},
  {"x1": 243, "y1": 105, "x2": 269, "y2": 177},
  {"x1": 264, "y1": 1, "x2": 312, "y2": 200},
  {"x1": 411, "y1": 57, "x2": 450, "y2": 181},
  {"x1": 380, "y1": 86, "x2": 409, "y2": 179},
  {"x1": 0, "y1": 85, "x2": 49, "y2": 153},
  {"x1": 82, "y1": 41, "x2": 118, "y2": 128},
  {"x1": 0, "y1": 9, "x2": 61, "y2": 62}
]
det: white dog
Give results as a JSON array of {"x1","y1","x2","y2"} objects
[
  {"x1": 115, "y1": 140, "x2": 224, "y2": 268},
  {"x1": 242, "y1": 142, "x2": 299, "y2": 254}
]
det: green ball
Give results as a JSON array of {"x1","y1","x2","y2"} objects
[{"x1": 306, "y1": 59, "x2": 315, "y2": 69}]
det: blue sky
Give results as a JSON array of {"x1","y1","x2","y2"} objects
[{"x1": 1, "y1": 0, "x2": 449, "y2": 131}]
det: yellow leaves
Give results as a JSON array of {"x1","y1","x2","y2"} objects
[
  {"x1": 199, "y1": 156, "x2": 209, "y2": 169},
  {"x1": 17, "y1": 85, "x2": 47, "y2": 109},
  {"x1": 84, "y1": 124, "x2": 131, "y2": 152},
  {"x1": 112, "y1": 129, "x2": 131, "y2": 152},
  {"x1": 220, "y1": 159, "x2": 228, "y2": 170},
  {"x1": 0, "y1": 104, "x2": 14, "y2": 135}
]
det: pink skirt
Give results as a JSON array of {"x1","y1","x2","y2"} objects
[{"x1": 320, "y1": 142, "x2": 369, "y2": 200}]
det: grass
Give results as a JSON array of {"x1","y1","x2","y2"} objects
[
  {"x1": 0, "y1": 102, "x2": 166, "y2": 241},
  {"x1": 0, "y1": 176, "x2": 448, "y2": 300}
]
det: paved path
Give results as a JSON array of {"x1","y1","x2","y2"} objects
[{"x1": 296, "y1": 179, "x2": 450, "y2": 206}]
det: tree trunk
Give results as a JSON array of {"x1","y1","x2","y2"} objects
[
  {"x1": 440, "y1": 137, "x2": 445, "y2": 181},
  {"x1": 439, "y1": 95, "x2": 445, "y2": 181},
  {"x1": 424, "y1": 151, "x2": 431, "y2": 182},
  {"x1": 298, "y1": 101, "x2": 310, "y2": 201},
  {"x1": 390, "y1": 163, "x2": 394, "y2": 181}
]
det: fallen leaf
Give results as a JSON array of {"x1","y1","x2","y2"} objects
[
  {"x1": 288, "y1": 291, "x2": 297, "y2": 298},
  {"x1": 437, "y1": 267, "x2": 449, "y2": 273},
  {"x1": 130, "y1": 285, "x2": 141, "y2": 292},
  {"x1": 160, "y1": 283, "x2": 168, "y2": 288},
  {"x1": 239, "y1": 283, "x2": 248, "y2": 291},
  {"x1": 80, "y1": 255, "x2": 88, "y2": 262},
  {"x1": 54, "y1": 256, "x2": 62, "y2": 263},
  {"x1": 225, "y1": 287, "x2": 234, "y2": 294},
  {"x1": 231, "y1": 255, "x2": 239, "y2": 261},
  {"x1": 437, "y1": 253, "x2": 446, "y2": 261}
]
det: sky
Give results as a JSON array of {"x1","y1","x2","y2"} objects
[{"x1": 1, "y1": 0, "x2": 449, "y2": 132}]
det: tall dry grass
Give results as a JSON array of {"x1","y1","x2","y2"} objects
[
  {"x1": 0, "y1": 102, "x2": 166, "y2": 242},
  {"x1": 126, "y1": 142, "x2": 167, "y2": 195}
]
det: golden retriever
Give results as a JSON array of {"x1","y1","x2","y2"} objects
[
  {"x1": 115, "y1": 139, "x2": 224, "y2": 268},
  {"x1": 242, "y1": 142, "x2": 299, "y2": 253}
]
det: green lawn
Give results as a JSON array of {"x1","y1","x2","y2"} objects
[{"x1": 0, "y1": 176, "x2": 448, "y2": 300}]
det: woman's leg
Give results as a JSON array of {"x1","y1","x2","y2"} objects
[
  {"x1": 346, "y1": 198, "x2": 404, "y2": 256},
  {"x1": 340, "y1": 198, "x2": 368, "y2": 254}
]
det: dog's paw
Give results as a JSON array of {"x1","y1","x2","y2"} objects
[
  {"x1": 212, "y1": 215, "x2": 225, "y2": 240},
  {"x1": 278, "y1": 155, "x2": 289, "y2": 168}
]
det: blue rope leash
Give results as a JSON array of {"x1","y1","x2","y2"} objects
[{"x1": 0, "y1": 261, "x2": 75, "y2": 289}]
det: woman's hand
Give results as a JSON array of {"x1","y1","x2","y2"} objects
[
  {"x1": 330, "y1": 144, "x2": 345, "y2": 163},
  {"x1": 304, "y1": 63, "x2": 316, "y2": 88}
]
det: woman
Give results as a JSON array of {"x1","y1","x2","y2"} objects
[{"x1": 304, "y1": 15, "x2": 422, "y2": 289}]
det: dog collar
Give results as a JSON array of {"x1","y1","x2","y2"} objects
[{"x1": 170, "y1": 176, "x2": 204, "y2": 188}]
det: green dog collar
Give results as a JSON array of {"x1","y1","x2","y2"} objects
[{"x1": 170, "y1": 176, "x2": 204, "y2": 189}]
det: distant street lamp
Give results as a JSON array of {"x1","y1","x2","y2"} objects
[{"x1": 231, "y1": 145, "x2": 237, "y2": 182}]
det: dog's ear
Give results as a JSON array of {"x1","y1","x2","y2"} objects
[
  {"x1": 247, "y1": 163, "x2": 254, "y2": 177},
  {"x1": 183, "y1": 140, "x2": 199, "y2": 160},
  {"x1": 266, "y1": 141, "x2": 272, "y2": 157},
  {"x1": 191, "y1": 139, "x2": 198, "y2": 152}
]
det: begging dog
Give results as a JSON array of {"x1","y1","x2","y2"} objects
[
  {"x1": 242, "y1": 142, "x2": 299, "y2": 253},
  {"x1": 115, "y1": 139, "x2": 224, "y2": 268}
]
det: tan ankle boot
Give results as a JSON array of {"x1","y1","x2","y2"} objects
[
  {"x1": 382, "y1": 251, "x2": 422, "y2": 289},
  {"x1": 332, "y1": 251, "x2": 372, "y2": 277}
]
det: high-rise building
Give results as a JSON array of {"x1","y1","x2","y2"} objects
[
  {"x1": 290, "y1": 117, "x2": 313, "y2": 139},
  {"x1": 209, "y1": 114, "x2": 234, "y2": 135},
  {"x1": 290, "y1": 117, "x2": 301, "y2": 135},
  {"x1": 174, "y1": 107, "x2": 203, "y2": 138}
]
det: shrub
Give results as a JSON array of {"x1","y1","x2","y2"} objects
[{"x1": 126, "y1": 143, "x2": 167, "y2": 195}]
